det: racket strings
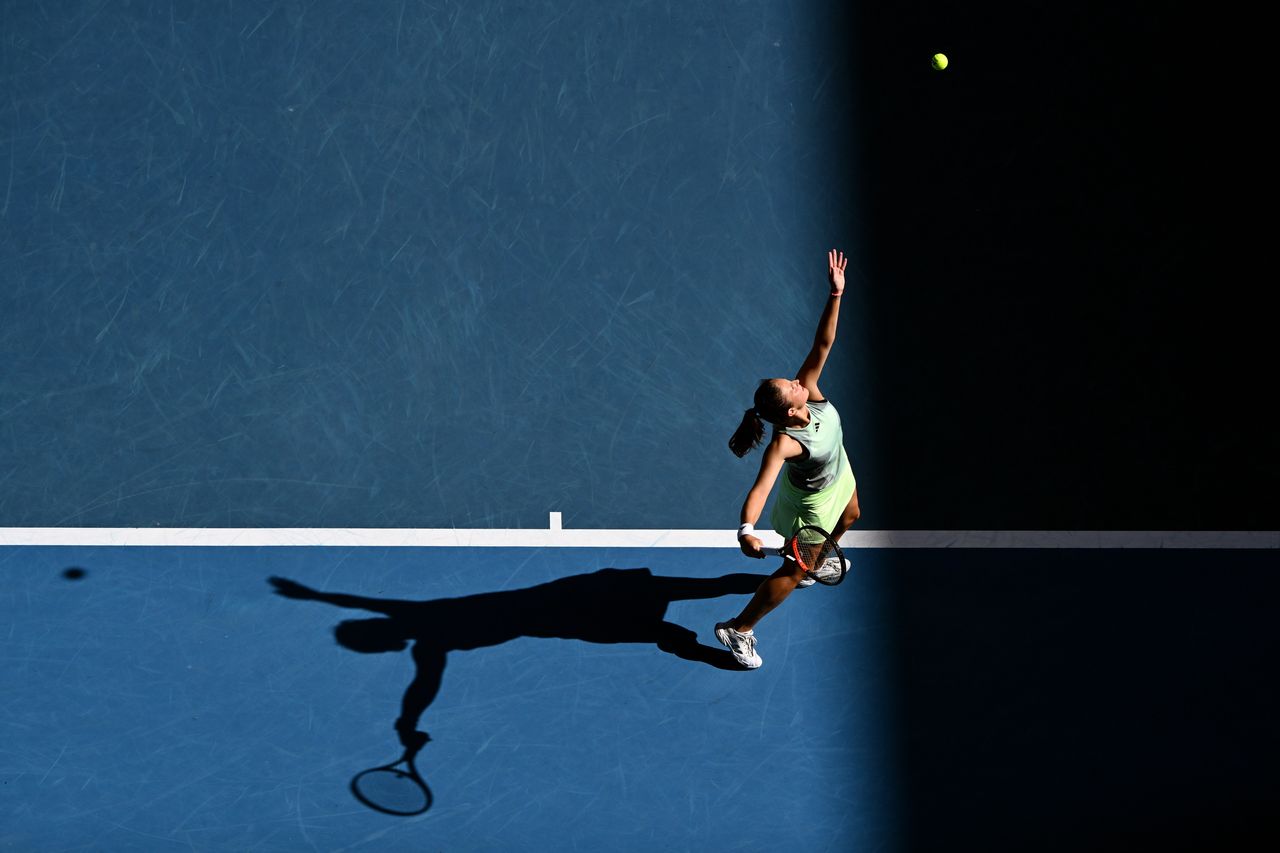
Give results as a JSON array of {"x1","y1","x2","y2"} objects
[{"x1": 793, "y1": 534, "x2": 835, "y2": 572}]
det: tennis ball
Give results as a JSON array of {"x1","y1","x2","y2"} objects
[{"x1": 931, "y1": 53, "x2": 948, "y2": 70}]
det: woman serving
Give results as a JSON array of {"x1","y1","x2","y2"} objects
[{"x1": 716, "y1": 249, "x2": 861, "y2": 669}]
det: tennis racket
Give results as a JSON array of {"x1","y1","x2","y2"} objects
[
  {"x1": 351, "y1": 742, "x2": 433, "y2": 816},
  {"x1": 770, "y1": 524, "x2": 847, "y2": 586}
]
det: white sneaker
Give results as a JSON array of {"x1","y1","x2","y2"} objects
[
  {"x1": 798, "y1": 556, "x2": 849, "y2": 587},
  {"x1": 714, "y1": 621, "x2": 762, "y2": 669}
]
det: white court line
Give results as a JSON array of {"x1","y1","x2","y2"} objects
[{"x1": 0, "y1": 528, "x2": 1275, "y2": 548}]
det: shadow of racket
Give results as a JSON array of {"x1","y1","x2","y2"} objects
[{"x1": 350, "y1": 733, "x2": 433, "y2": 816}]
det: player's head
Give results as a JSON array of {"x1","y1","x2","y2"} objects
[
  {"x1": 768, "y1": 377, "x2": 809, "y2": 414},
  {"x1": 727, "y1": 378, "x2": 807, "y2": 457},
  {"x1": 334, "y1": 618, "x2": 409, "y2": 653}
]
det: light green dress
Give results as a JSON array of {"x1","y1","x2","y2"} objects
[{"x1": 769, "y1": 399, "x2": 856, "y2": 536}]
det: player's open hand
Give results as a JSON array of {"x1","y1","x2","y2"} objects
[
  {"x1": 739, "y1": 534, "x2": 765, "y2": 559},
  {"x1": 828, "y1": 249, "x2": 847, "y2": 296}
]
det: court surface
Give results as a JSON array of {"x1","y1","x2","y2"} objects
[
  {"x1": 4, "y1": 2, "x2": 1277, "y2": 851},
  {"x1": 5, "y1": 538, "x2": 1277, "y2": 852},
  {"x1": 5, "y1": 540, "x2": 897, "y2": 852}
]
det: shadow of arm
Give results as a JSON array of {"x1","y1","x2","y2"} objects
[
  {"x1": 395, "y1": 644, "x2": 446, "y2": 748},
  {"x1": 269, "y1": 576, "x2": 402, "y2": 616}
]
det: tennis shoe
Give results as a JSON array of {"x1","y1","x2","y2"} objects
[
  {"x1": 803, "y1": 550, "x2": 855, "y2": 584},
  {"x1": 714, "y1": 621, "x2": 762, "y2": 669}
]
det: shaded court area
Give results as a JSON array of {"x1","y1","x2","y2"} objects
[
  {"x1": 884, "y1": 547, "x2": 1280, "y2": 853},
  {"x1": 5, "y1": 543, "x2": 1277, "y2": 851}
]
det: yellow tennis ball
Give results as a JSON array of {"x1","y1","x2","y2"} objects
[{"x1": 931, "y1": 53, "x2": 948, "y2": 70}]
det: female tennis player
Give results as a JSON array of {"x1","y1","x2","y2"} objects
[{"x1": 715, "y1": 249, "x2": 861, "y2": 669}]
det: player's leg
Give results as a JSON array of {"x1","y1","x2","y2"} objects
[
  {"x1": 733, "y1": 558, "x2": 807, "y2": 631},
  {"x1": 714, "y1": 558, "x2": 806, "y2": 668},
  {"x1": 801, "y1": 488, "x2": 860, "y2": 585},
  {"x1": 831, "y1": 488, "x2": 860, "y2": 538}
]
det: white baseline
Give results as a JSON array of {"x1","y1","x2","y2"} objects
[{"x1": 0, "y1": 525, "x2": 1275, "y2": 549}]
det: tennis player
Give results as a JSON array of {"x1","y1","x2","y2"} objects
[{"x1": 715, "y1": 249, "x2": 860, "y2": 668}]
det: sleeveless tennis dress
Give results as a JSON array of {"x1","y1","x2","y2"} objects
[{"x1": 768, "y1": 398, "x2": 856, "y2": 538}]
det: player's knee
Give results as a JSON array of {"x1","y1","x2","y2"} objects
[{"x1": 844, "y1": 503, "x2": 860, "y2": 525}]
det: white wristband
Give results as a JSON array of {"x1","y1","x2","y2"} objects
[{"x1": 737, "y1": 523, "x2": 754, "y2": 540}]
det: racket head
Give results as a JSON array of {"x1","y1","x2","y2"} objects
[
  {"x1": 788, "y1": 525, "x2": 847, "y2": 586},
  {"x1": 351, "y1": 760, "x2": 433, "y2": 816}
]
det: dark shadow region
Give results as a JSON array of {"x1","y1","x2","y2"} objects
[
  {"x1": 884, "y1": 549, "x2": 1280, "y2": 853},
  {"x1": 270, "y1": 566, "x2": 767, "y2": 813}
]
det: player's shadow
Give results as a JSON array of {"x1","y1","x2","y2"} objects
[{"x1": 268, "y1": 567, "x2": 766, "y2": 754}]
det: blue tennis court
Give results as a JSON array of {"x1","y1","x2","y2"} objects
[
  {"x1": 6, "y1": 541, "x2": 897, "y2": 851},
  {"x1": 4, "y1": 1, "x2": 1276, "y2": 851},
  {"x1": 6, "y1": 541, "x2": 1278, "y2": 851}
]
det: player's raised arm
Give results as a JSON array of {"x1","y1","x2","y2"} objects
[{"x1": 795, "y1": 249, "x2": 848, "y2": 396}]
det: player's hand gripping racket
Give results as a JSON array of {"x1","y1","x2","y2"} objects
[{"x1": 771, "y1": 525, "x2": 848, "y2": 586}]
